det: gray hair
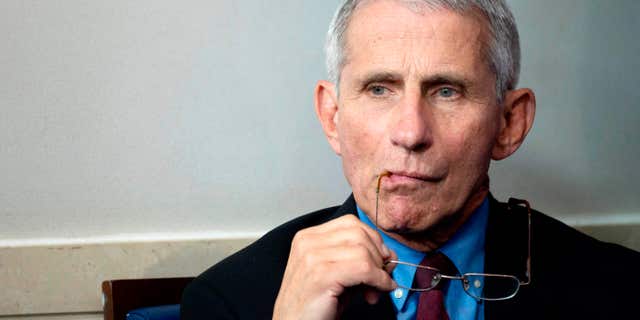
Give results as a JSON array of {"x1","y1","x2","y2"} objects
[{"x1": 325, "y1": 0, "x2": 520, "y2": 102}]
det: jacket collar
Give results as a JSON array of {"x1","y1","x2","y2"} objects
[
  {"x1": 332, "y1": 194, "x2": 358, "y2": 219},
  {"x1": 483, "y1": 194, "x2": 532, "y2": 318}
]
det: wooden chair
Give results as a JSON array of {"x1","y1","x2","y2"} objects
[{"x1": 102, "y1": 277, "x2": 194, "y2": 320}]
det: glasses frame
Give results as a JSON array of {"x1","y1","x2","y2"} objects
[{"x1": 374, "y1": 172, "x2": 532, "y2": 301}]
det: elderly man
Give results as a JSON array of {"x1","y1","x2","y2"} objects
[{"x1": 182, "y1": 0, "x2": 639, "y2": 319}]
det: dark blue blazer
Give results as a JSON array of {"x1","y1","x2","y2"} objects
[{"x1": 181, "y1": 195, "x2": 639, "y2": 319}]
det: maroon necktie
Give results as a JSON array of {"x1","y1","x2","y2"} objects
[{"x1": 414, "y1": 252, "x2": 459, "y2": 320}]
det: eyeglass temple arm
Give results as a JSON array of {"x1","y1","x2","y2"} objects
[
  {"x1": 377, "y1": 171, "x2": 390, "y2": 194},
  {"x1": 375, "y1": 171, "x2": 391, "y2": 229},
  {"x1": 508, "y1": 198, "x2": 532, "y2": 286}
]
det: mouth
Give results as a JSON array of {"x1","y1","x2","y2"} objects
[{"x1": 384, "y1": 170, "x2": 442, "y2": 183}]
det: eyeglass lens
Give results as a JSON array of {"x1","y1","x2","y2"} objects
[
  {"x1": 388, "y1": 261, "x2": 520, "y2": 300},
  {"x1": 462, "y1": 274, "x2": 520, "y2": 300}
]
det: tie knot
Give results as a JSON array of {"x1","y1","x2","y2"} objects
[{"x1": 413, "y1": 252, "x2": 459, "y2": 290}]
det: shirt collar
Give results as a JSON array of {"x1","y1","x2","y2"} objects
[{"x1": 357, "y1": 197, "x2": 489, "y2": 312}]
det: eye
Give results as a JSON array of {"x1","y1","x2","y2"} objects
[
  {"x1": 368, "y1": 85, "x2": 388, "y2": 96},
  {"x1": 437, "y1": 87, "x2": 457, "y2": 98}
]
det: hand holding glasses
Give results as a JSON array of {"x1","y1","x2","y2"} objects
[{"x1": 374, "y1": 171, "x2": 531, "y2": 301}]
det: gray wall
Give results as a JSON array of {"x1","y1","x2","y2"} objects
[
  {"x1": 492, "y1": 0, "x2": 640, "y2": 225},
  {"x1": 1, "y1": 0, "x2": 638, "y2": 243}
]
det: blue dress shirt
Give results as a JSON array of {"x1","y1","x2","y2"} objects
[{"x1": 357, "y1": 197, "x2": 489, "y2": 320}]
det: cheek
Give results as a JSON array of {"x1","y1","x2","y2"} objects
[
  {"x1": 440, "y1": 113, "x2": 497, "y2": 171},
  {"x1": 337, "y1": 113, "x2": 379, "y2": 184}
]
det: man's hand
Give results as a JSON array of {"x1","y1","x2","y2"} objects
[{"x1": 273, "y1": 215, "x2": 397, "y2": 320}]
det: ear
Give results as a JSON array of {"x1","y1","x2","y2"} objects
[
  {"x1": 314, "y1": 80, "x2": 341, "y2": 155},
  {"x1": 491, "y1": 88, "x2": 536, "y2": 160}
]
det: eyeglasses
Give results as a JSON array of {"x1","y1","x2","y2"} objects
[{"x1": 375, "y1": 172, "x2": 531, "y2": 301}]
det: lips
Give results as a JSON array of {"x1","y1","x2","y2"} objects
[{"x1": 383, "y1": 170, "x2": 442, "y2": 186}]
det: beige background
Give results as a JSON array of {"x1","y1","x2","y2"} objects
[{"x1": 0, "y1": 238, "x2": 253, "y2": 318}]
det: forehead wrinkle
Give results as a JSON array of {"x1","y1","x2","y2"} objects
[
  {"x1": 341, "y1": 1, "x2": 493, "y2": 83},
  {"x1": 342, "y1": 1, "x2": 437, "y2": 71},
  {"x1": 347, "y1": 5, "x2": 486, "y2": 64},
  {"x1": 383, "y1": 38, "x2": 484, "y2": 87}
]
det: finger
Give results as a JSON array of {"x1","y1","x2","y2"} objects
[
  {"x1": 384, "y1": 249, "x2": 399, "y2": 273},
  {"x1": 304, "y1": 215, "x2": 390, "y2": 260},
  {"x1": 299, "y1": 246, "x2": 382, "y2": 280},
  {"x1": 358, "y1": 223, "x2": 391, "y2": 259},
  {"x1": 318, "y1": 229, "x2": 389, "y2": 265},
  {"x1": 291, "y1": 231, "x2": 381, "y2": 266},
  {"x1": 299, "y1": 245, "x2": 397, "y2": 292},
  {"x1": 329, "y1": 258, "x2": 398, "y2": 292},
  {"x1": 293, "y1": 218, "x2": 390, "y2": 262}
]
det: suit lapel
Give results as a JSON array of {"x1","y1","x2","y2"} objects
[
  {"x1": 331, "y1": 194, "x2": 358, "y2": 219},
  {"x1": 483, "y1": 195, "x2": 533, "y2": 318}
]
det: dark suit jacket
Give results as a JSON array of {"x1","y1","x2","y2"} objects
[{"x1": 181, "y1": 195, "x2": 639, "y2": 319}]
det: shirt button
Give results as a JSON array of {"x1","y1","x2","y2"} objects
[{"x1": 394, "y1": 288, "x2": 403, "y2": 299}]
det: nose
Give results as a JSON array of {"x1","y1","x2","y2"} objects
[{"x1": 389, "y1": 94, "x2": 432, "y2": 152}]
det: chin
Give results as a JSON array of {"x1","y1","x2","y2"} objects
[
  {"x1": 383, "y1": 206, "x2": 436, "y2": 233},
  {"x1": 383, "y1": 195, "x2": 457, "y2": 231}
]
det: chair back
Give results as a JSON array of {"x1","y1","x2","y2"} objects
[{"x1": 102, "y1": 277, "x2": 194, "y2": 320}]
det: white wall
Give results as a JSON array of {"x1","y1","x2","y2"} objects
[
  {"x1": 1, "y1": 0, "x2": 639, "y2": 244},
  {"x1": 492, "y1": 0, "x2": 640, "y2": 225}
]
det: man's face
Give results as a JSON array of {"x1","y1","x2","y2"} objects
[{"x1": 332, "y1": 1, "x2": 502, "y2": 234}]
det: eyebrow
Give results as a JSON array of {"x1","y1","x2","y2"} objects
[
  {"x1": 357, "y1": 71, "x2": 403, "y2": 87},
  {"x1": 356, "y1": 70, "x2": 472, "y2": 92}
]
